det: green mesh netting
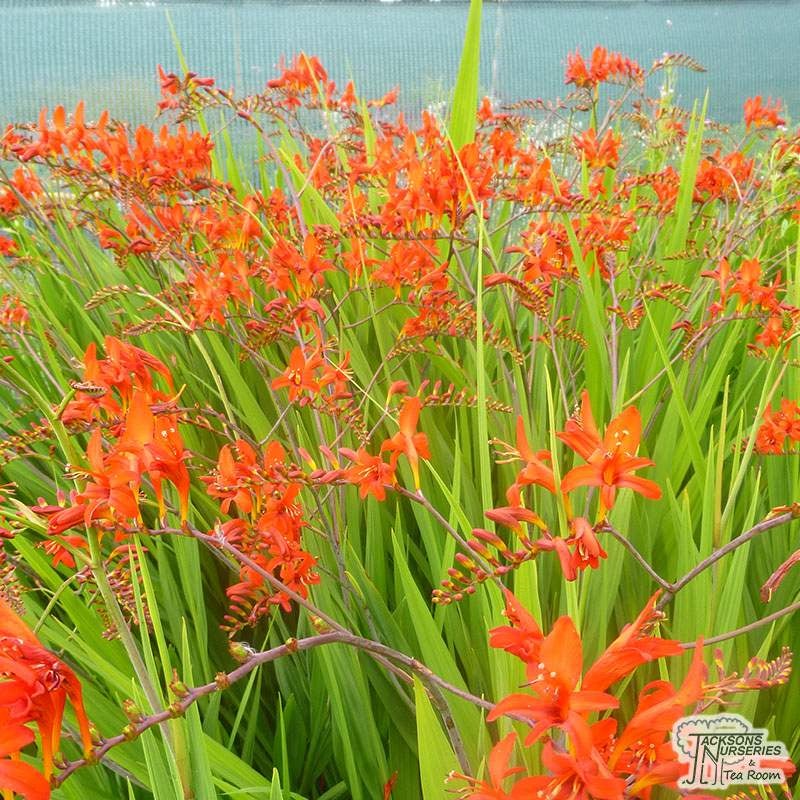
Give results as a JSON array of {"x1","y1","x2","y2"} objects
[{"x1": 0, "y1": 1, "x2": 797, "y2": 125}]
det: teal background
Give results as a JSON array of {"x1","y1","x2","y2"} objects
[{"x1": 0, "y1": 1, "x2": 797, "y2": 125}]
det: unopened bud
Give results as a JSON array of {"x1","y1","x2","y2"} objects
[
  {"x1": 122, "y1": 699, "x2": 143, "y2": 723},
  {"x1": 170, "y1": 670, "x2": 189, "y2": 698}
]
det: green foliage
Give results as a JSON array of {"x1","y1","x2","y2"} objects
[{"x1": 0, "y1": 6, "x2": 799, "y2": 799}]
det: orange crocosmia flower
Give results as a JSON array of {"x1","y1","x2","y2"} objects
[
  {"x1": 558, "y1": 391, "x2": 661, "y2": 513},
  {"x1": 450, "y1": 732, "x2": 541, "y2": 800},
  {"x1": 368, "y1": 87, "x2": 399, "y2": 109},
  {"x1": 117, "y1": 390, "x2": 190, "y2": 521},
  {"x1": 42, "y1": 429, "x2": 142, "y2": 535},
  {"x1": 693, "y1": 149, "x2": 755, "y2": 202},
  {"x1": 755, "y1": 314, "x2": 792, "y2": 349},
  {"x1": 582, "y1": 591, "x2": 682, "y2": 693},
  {"x1": 0, "y1": 166, "x2": 42, "y2": 215},
  {"x1": 609, "y1": 641, "x2": 706, "y2": 769},
  {"x1": 206, "y1": 442, "x2": 257, "y2": 514},
  {"x1": 730, "y1": 257, "x2": 762, "y2": 306},
  {"x1": 744, "y1": 96, "x2": 785, "y2": 130},
  {"x1": 267, "y1": 53, "x2": 329, "y2": 96},
  {"x1": 0, "y1": 718, "x2": 50, "y2": 799},
  {"x1": 573, "y1": 128, "x2": 621, "y2": 170},
  {"x1": 567, "y1": 516, "x2": 607, "y2": 573},
  {"x1": 477, "y1": 95, "x2": 496, "y2": 124},
  {"x1": 487, "y1": 616, "x2": 618, "y2": 755},
  {"x1": 700, "y1": 257, "x2": 733, "y2": 311},
  {"x1": 505, "y1": 417, "x2": 556, "y2": 505},
  {"x1": 339, "y1": 448, "x2": 396, "y2": 502},
  {"x1": 526, "y1": 739, "x2": 626, "y2": 800},
  {"x1": 565, "y1": 46, "x2": 643, "y2": 90},
  {"x1": 565, "y1": 50, "x2": 593, "y2": 89},
  {"x1": 0, "y1": 598, "x2": 92, "y2": 783},
  {"x1": 728, "y1": 257, "x2": 782, "y2": 312},
  {"x1": 341, "y1": 237, "x2": 378, "y2": 281},
  {"x1": 488, "y1": 588, "x2": 543, "y2": 663},
  {"x1": 62, "y1": 336, "x2": 174, "y2": 424},
  {"x1": 755, "y1": 405, "x2": 789, "y2": 455},
  {"x1": 0, "y1": 294, "x2": 28, "y2": 329},
  {"x1": 339, "y1": 80, "x2": 357, "y2": 109},
  {"x1": 380, "y1": 397, "x2": 430, "y2": 488},
  {"x1": 203, "y1": 440, "x2": 288, "y2": 517},
  {"x1": 39, "y1": 534, "x2": 88, "y2": 571},
  {"x1": 754, "y1": 399, "x2": 800, "y2": 455},
  {"x1": 556, "y1": 391, "x2": 602, "y2": 459},
  {"x1": 619, "y1": 733, "x2": 689, "y2": 798},
  {"x1": 0, "y1": 234, "x2": 17, "y2": 256},
  {"x1": 271, "y1": 346, "x2": 327, "y2": 403}
]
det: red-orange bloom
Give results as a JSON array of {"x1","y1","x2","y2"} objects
[
  {"x1": 558, "y1": 391, "x2": 661, "y2": 513},
  {"x1": 755, "y1": 399, "x2": 800, "y2": 454},
  {"x1": 43, "y1": 428, "x2": 142, "y2": 535},
  {"x1": 488, "y1": 589, "x2": 543, "y2": 663},
  {"x1": 567, "y1": 516, "x2": 607, "y2": 573},
  {"x1": 271, "y1": 346, "x2": 328, "y2": 403},
  {"x1": 380, "y1": 397, "x2": 430, "y2": 488},
  {"x1": 339, "y1": 448, "x2": 396, "y2": 501},
  {"x1": 0, "y1": 597, "x2": 92, "y2": 789},
  {"x1": 744, "y1": 96, "x2": 785, "y2": 130},
  {"x1": 565, "y1": 47, "x2": 643, "y2": 90},
  {"x1": 61, "y1": 336, "x2": 173, "y2": 424},
  {"x1": 505, "y1": 416, "x2": 556, "y2": 505},
  {"x1": 526, "y1": 739, "x2": 626, "y2": 800},
  {"x1": 582, "y1": 591, "x2": 682, "y2": 692},
  {"x1": 573, "y1": 128, "x2": 621, "y2": 170},
  {"x1": 609, "y1": 642, "x2": 705, "y2": 769},
  {"x1": 450, "y1": 732, "x2": 540, "y2": 800},
  {"x1": 487, "y1": 616, "x2": 618, "y2": 755},
  {"x1": 116, "y1": 390, "x2": 190, "y2": 521},
  {"x1": 0, "y1": 709, "x2": 50, "y2": 800}
]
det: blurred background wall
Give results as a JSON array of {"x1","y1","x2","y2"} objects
[{"x1": 1, "y1": 1, "x2": 797, "y2": 124}]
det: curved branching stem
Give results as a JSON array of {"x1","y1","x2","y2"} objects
[
  {"x1": 601, "y1": 522, "x2": 672, "y2": 591},
  {"x1": 657, "y1": 510, "x2": 796, "y2": 609},
  {"x1": 680, "y1": 600, "x2": 800, "y2": 649},
  {"x1": 55, "y1": 628, "x2": 493, "y2": 785}
]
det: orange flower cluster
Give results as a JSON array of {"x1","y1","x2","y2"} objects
[
  {"x1": 699, "y1": 256, "x2": 796, "y2": 351},
  {"x1": 0, "y1": 49, "x2": 747, "y2": 370},
  {"x1": 502, "y1": 206, "x2": 635, "y2": 289},
  {"x1": 0, "y1": 597, "x2": 92, "y2": 800},
  {"x1": 0, "y1": 167, "x2": 41, "y2": 215},
  {"x1": 558, "y1": 391, "x2": 661, "y2": 516},
  {"x1": 755, "y1": 399, "x2": 800, "y2": 455},
  {"x1": 202, "y1": 440, "x2": 319, "y2": 629},
  {"x1": 744, "y1": 96, "x2": 786, "y2": 130},
  {"x1": 34, "y1": 338, "x2": 189, "y2": 558},
  {"x1": 0, "y1": 44, "x2": 798, "y2": 797},
  {"x1": 3, "y1": 102, "x2": 212, "y2": 193},
  {"x1": 266, "y1": 54, "x2": 354, "y2": 110},
  {"x1": 454, "y1": 591, "x2": 702, "y2": 799},
  {"x1": 694, "y1": 149, "x2": 755, "y2": 202},
  {"x1": 0, "y1": 294, "x2": 28, "y2": 329},
  {"x1": 370, "y1": 117, "x2": 495, "y2": 233},
  {"x1": 0, "y1": 51, "x2": 784, "y2": 369},
  {"x1": 339, "y1": 396, "x2": 430, "y2": 499},
  {"x1": 271, "y1": 344, "x2": 350, "y2": 406},
  {"x1": 565, "y1": 46, "x2": 644, "y2": 91},
  {"x1": 156, "y1": 65, "x2": 216, "y2": 113},
  {"x1": 456, "y1": 590, "x2": 796, "y2": 799},
  {"x1": 573, "y1": 128, "x2": 621, "y2": 169},
  {"x1": 437, "y1": 393, "x2": 660, "y2": 600}
]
